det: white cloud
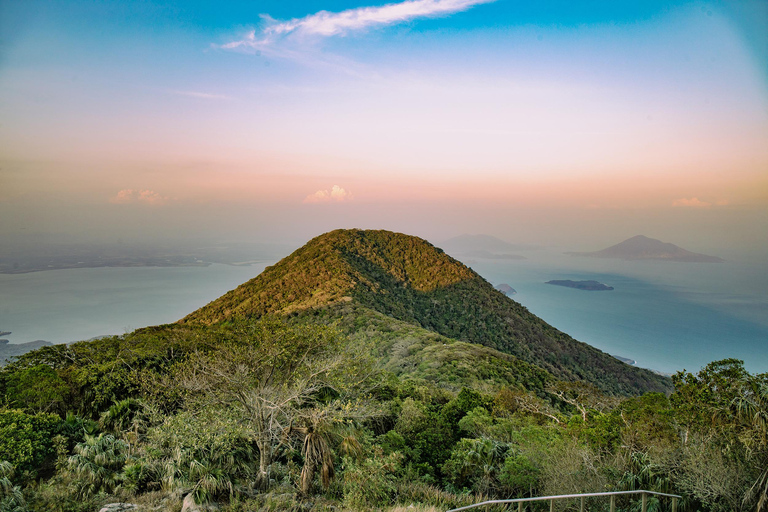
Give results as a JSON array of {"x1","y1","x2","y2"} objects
[
  {"x1": 110, "y1": 189, "x2": 168, "y2": 205},
  {"x1": 220, "y1": 0, "x2": 496, "y2": 51},
  {"x1": 304, "y1": 185, "x2": 353, "y2": 203},
  {"x1": 110, "y1": 189, "x2": 136, "y2": 204},
  {"x1": 672, "y1": 197, "x2": 711, "y2": 208}
]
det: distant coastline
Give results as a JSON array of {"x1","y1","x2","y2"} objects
[
  {"x1": 0, "y1": 331, "x2": 54, "y2": 367},
  {"x1": 0, "y1": 260, "x2": 212, "y2": 274}
]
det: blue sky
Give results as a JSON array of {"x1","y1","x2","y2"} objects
[{"x1": 0, "y1": 0, "x2": 766, "y2": 250}]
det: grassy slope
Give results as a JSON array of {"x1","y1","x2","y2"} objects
[{"x1": 182, "y1": 229, "x2": 671, "y2": 395}]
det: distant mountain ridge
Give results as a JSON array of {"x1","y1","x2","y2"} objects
[
  {"x1": 182, "y1": 229, "x2": 669, "y2": 395},
  {"x1": 441, "y1": 234, "x2": 534, "y2": 253},
  {"x1": 567, "y1": 235, "x2": 724, "y2": 262}
]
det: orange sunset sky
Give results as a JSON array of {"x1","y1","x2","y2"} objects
[{"x1": 1, "y1": 0, "x2": 767, "y2": 255}]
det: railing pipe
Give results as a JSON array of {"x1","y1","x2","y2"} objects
[{"x1": 447, "y1": 490, "x2": 683, "y2": 512}]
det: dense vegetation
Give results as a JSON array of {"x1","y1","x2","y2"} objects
[
  {"x1": 1, "y1": 320, "x2": 766, "y2": 511},
  {"x1": 183, "y1": 229, "x2": 669, "y2": 395},
  {"x1": 1, "y1": 229, "x2": 764, "y2": 511}
]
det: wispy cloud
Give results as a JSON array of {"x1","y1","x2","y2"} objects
[
  {"x1": 110, "y1": 189, "x2": 168, "y2": 205},
  {"x1": 671, "y1": 197, "x2": 729, "y2": 208},
  {"x1": 171, "y1": 90, "x2": 232, "y2": 100},
  {"x1": 220, "y1": 0, "x2": 496, "y2": 51},
  {"x1": 304, "y1": 185, "x2": 353, "y2": 204}
]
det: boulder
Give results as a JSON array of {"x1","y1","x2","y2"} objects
[{"x1": 181, "y1": 493, "x2": 219, "y2": 512}]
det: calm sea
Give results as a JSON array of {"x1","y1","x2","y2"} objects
[
  {"x1": 0, "y1": 264, "x2": 268, "y2": 344},
  {"x1": 0, "y1": 253, "x2": 765, "y2": 375},
  {"x1": 466, "y1": 250, "x2": 768, "y2": 375}
]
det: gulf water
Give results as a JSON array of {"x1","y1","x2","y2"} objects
[{"x1": 0, "y1": 252, "x2": 765, "y2": 375}]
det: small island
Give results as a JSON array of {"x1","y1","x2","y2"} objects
[
  {"x1": 546, "y1": 279, "x2": 614, "y2": 291},
  {"x1": 495, "y1": 283, "x2": 517, "y2": 296}
]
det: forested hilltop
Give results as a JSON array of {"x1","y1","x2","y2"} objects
[
  {"x1": 0, "y1": 229, "x2": 766, "y2": 512},
  {"x1": 182, "y1": 229, "x2": 668, "y2": 395}
]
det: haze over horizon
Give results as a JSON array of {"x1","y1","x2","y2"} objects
[{"x1": 1, "y1": 0, "x2": 767, "y2": 258}]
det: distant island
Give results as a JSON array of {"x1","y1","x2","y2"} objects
[
  {"x1": 546, "y1": 280, "x2": 614, "y2": 291},
  {"x1": 441, "y1": 234, "x2": 537, "y2": 253},
  {"x1": 440, "y1": 234, "x2": 531, "y2": 261},
  {"x1": 461, "y1": 250, "x2": 525, "y2": 260},
  {"x1": 495, "y1": 283, "x2": 517, "y2": 295},
  {"x1": 566, "y1": 235, "x2": 724, "y2": 262}
]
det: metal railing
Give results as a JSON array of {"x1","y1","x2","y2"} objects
[{"x1": 447, "y1": 490, "x2": 682, "y2": 512}]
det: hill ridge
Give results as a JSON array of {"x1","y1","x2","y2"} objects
[{"x1": 182, "y1": 229, "x2": 670, "y2": 395}]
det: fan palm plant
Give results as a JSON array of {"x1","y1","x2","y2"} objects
[
  {"x1": 65, "y1": 434, "x2": 129, "y2": 499},
  {"x1": 0, "y1": 461, "x2": 27, "y2": 512},
  {"x1": 731, "y1": 380, "x2": 768, "y2": 512}
]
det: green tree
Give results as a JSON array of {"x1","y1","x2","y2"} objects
[
  {"x1": 0, "y1": 409, "x2": 60, "y2": 478},
  {"x1": 671, "y1": 359, "x2": 768, "y2": 512},
  {"x1": 175, "y1": 320, "x2": 373, "y2": 491},
  {"x1": 442, "y1": 438, "x2": 508, "y2": 494}
]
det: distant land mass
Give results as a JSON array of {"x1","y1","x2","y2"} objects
[
  {"x1": 0, "y1": 340, "x2": 54, "y2": 366},
  {"x1": 612, "y1": 355, "x2": 637, "y2": 365},
  {"x1": 546, "y1": 280, "x2": 614, "y2": 291},
  {"x1": 567, "y1": 235, "x2": 724, "y2": 262},
  {"x1": 495, "y1": 283, "x2": 517, "y2": 295},
  {"x1": 441, "y1": 234, "x2": 536, "y2": 253},
  {"x1": 0, "y1": 240, "x2": 288, "y2": 274},
  {"x1": 460, "y1": 250, "x2": 526, "y2": 260}
]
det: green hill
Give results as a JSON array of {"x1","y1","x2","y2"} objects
[{"x1": 182, "y1": 229, "x2": 669, "y2": 395}]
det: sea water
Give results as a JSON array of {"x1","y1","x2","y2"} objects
[
  {"x1": 466, "y1": 250, "x2": 768, "y2": 375},
  {"x1": 0, "y1": 264, "x2": 269, "y2": 344},
  {"x1": 0, "y1": 254, "x2": 765, "y2": 375}
]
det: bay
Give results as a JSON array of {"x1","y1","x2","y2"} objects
[{"x1": 0, "y1": 263, "x2": 271, "y2": 344}]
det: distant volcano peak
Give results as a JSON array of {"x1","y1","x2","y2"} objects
[{"x1": 567, "y1": 235, "x2": 724, "y2": 263}]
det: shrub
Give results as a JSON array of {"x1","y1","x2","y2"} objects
[
  {"x1": 342, "y1": 450, "x2": 402, "y2": 509},
  {"x1": 0, "y1": 409, "x2": 61, "y2": 479}
]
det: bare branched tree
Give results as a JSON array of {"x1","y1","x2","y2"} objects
[{"x1": 174, "y1": 319, "x2": 377, "y2": 491}]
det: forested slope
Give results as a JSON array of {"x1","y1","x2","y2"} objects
[{"x1": 182, "y1": 229, "x2": 669, "y2": 395}]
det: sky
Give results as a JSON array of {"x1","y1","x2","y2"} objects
[{"x1": 1, "y1": 0, "x2": 767, "y2": 254}]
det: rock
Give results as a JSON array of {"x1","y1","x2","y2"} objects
[
  {"x1": 495, "y1": 283, "x2": 517, "y2": 296},
  {"x1": 181, "y1": 493, "x2": 219, "y2": 512},
  {"x1": 181, "y1": 494, "x2": 200, "y2": 512},
  {"x1": 98, "y1": 504, "x2": 138, "y2": 512}
]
